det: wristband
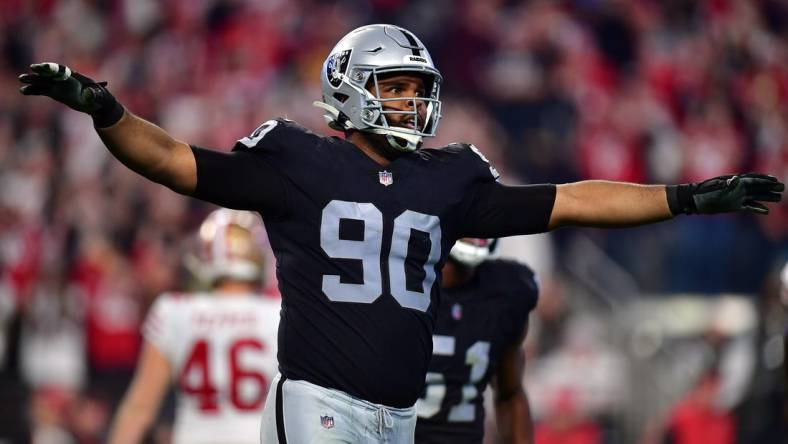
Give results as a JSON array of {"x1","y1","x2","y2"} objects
[
  {"x1": 666, "y1": 184, "x2": 697, "y2": 215},
  {"x1": 89, "y1": 83, "x2": 125, "y2": 128}
]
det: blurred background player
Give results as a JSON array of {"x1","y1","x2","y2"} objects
[
  {"x1": 416, "y1": 238, "x2": 538, "y2": 444},
  {"x1": 107, "y1": 209, "x2": 279, "y2": 444}
]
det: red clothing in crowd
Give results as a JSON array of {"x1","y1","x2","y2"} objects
[
  {"x1": 664, "y1": 373, "x2": 735, "y2": 444},
  {"x1": 535, "y1": 421, "x2": 602, "y2": 444},
  {"x1": 666, "y1": 399, "x2": 735, "y2": 444},
  {"x1": 72, "y1": 251, "x2": 141, "y2": 371}
]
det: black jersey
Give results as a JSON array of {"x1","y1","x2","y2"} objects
[
  {"x1": 414, "y1": 260, "x2": 538, "y2": 444},
  {"x1": 191, "y1": 118, "x2": 554, "y2": 407}
]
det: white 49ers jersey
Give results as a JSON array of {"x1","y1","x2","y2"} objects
[{"x1": 143, "y1": 292, "x2": 280, "y2": 444}]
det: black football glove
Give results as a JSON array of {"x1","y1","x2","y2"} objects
[
  {"x1": 667, "y1": 173, "x2": 784, "y2": 215},
  {"x1": 18, "y1": 62, "x2": 124, "y2": 127}
]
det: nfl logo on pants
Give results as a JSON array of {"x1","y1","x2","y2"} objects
[{"x1": 320, "y1": 415, "x2": 334, "y2": 429}]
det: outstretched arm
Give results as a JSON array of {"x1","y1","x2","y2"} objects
[
  {"x1": 108, "y1": 340, "x2": 172, "y2": 444},
  {"x1": 462, "y1": 174, "x2": 783, "y2": 238},
  {"x1": 550, "y1": 174, "x2": 784, "y2": 229},
  {"x1": 18, "y1": 63, "x2": 290, "y2": 216},
  {"x1": 550, "y1": 181, "x2": 670, "y2": 229},
  {"x1": 19, "y1": 63, "x2": 197, "y2": 193},
  {"x1": 492, "y1": 321, "x2": 534, "y2": 444},
  {"x1": 96, "y1": 111, "x2": 197, "y2": 194}
]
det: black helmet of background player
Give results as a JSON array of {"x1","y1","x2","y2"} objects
[
  {"x1": 184, "y1": 209, "x2": 267, "y2": 287},
  {"x1": 449, "y1": 238, "x2": 499, "y2": 268},
  {"x1": 314, "y1": 24, "x2": 443, "y2": 153}
]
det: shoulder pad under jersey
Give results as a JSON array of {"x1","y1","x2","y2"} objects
[
  {"x1": 439, "y1": 142, "x2": 500, "y2": 182},
  {"x1": 484, "y1": 259, "x2": 540, "y2": 312},
  {"x1": 233, "y1": 118, "x2": 322, "y2": 154}
]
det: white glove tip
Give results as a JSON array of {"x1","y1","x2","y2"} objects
[
  {"x1": 33, "y1": 62, "x2": 70, "y2": 80},
  {"x1": 55, "y1": 65, "x2": 71, "y2": 81}
]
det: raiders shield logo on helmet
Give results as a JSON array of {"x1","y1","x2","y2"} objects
[{"x1": 327, "y1": 50, "x2": 352, "y2": 88}]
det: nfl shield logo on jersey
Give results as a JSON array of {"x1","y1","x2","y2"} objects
[
  {"x1": 320, "y1": 415, "x2": 335, "y2": 429},
  {"x1": 379, "y1": 170, "x2": 393, "y2": 186},
  {"x1": 451, "y1": 303, "x2": 462, "y2": 320}
]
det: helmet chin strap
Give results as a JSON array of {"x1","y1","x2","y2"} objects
[
  {"x1": 313, "y1": 100, "x2": 423, "y2": 152},
  {"x1": 366, "y1": 127, "x2": 422, "y2": 152},
  {"x1": 385, "y1": 133, "x2": 419, "y2": 152}
]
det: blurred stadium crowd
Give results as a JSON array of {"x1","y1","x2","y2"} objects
[{"x1": 0, "y1": 0, "x2": 786, "y2": 443}]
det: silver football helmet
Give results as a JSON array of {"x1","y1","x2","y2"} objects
[
  {"x1": 314, "y1": 24, "x2": 443, "y2": 152},
  {"x1": 449, "y1": 238, "x2": 499, "y2": 267}
]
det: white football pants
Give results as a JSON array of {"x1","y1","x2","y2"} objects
[{"x1": 260, "y1": 374, "x2": 416, "y2": 443}]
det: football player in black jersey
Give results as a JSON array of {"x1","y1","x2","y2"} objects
[
  {"x1": 19, "y1": 24, "x2": 783, "y2": 444},
  {"x1": 415, "y1": 238, "x2": 537, "y2": 444}
]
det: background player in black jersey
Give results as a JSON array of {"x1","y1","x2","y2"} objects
[
  {"x1": 415, "y1": 238, "x2": 536, "y2": 444},
  {"x1": 18, "y1": 23, "x2": 783, "y2": 444}
]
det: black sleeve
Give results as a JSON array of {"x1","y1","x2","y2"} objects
[
  {"x1": 190, "y1": 145, "x2": 289, "y2": 220},
  {"x1": 459, "y1": 182, "x2": 557, "y2": 238}
]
